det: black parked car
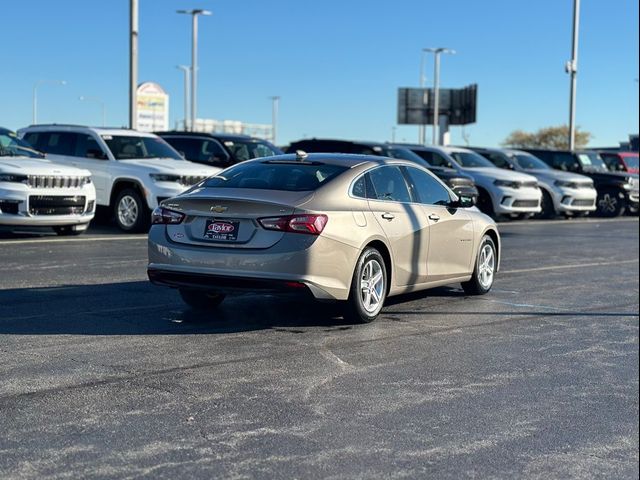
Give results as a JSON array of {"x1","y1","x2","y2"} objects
[
  {"x1": 285, "y1": 138, "x2": 478, "y2": 200},
  {"x1": 522, "y1": 149, "x2": 639, "y2": 217},
  {"x1": 156, "y1": 131, "x2": 283, "y2": 169}
]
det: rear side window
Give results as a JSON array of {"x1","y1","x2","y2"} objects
[
  {"x1": 551, "y1": 152, "x2": 579, "y2": 171},
  {"x1": 367, "y1": 166, "x2": 412, "y2": 203},
  {"x1": 202, "y1": 161, "x2": 348, "y2": 191}
]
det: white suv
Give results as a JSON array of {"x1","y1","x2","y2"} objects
[
  {"x1": 1, "y1": 128, "x2": 96, "y2": 235},
  {"x1": 407, "y1": 145, "x2": 542, "y2": 219},
  {"x1": 19, "y1": 125, "x2": 221, "y2": 231}
]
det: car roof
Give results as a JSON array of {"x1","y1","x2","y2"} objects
[
  {"x1": 22, "y1": 125, "x2": 159, "y2": 137},
  {"x1": 249, "y1": 152, "x2": 417, "y2": 169},
  {"x1": 290, "y1": 138, "x2": 387, "y2": 148},
  {"x1": 155, "y1": 131, "x2": 266, "y2": 142}
]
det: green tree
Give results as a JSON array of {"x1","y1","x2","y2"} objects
[{"x1": 502, "y1": 125, "x2": 592, "y2": 150}]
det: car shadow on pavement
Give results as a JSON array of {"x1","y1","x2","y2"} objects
[{"x1": 0, "y1": 282, "x2": 478, "y2": 336}]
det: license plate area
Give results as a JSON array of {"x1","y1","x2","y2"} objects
[{"x1": 203, "y1": 219, "x2": 240, "y2": 242}]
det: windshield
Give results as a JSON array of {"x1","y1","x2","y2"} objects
[
  {"x1": 0, "y1": 131, "x2": 45, "y2": 158},
  {"x1": 203, "y1": 161, "x2": 348, "y2": 191},
  {"x1": 576, "y1": 152, "x2": 609, "y2": 172},
  {"x1": 222, "y1": 139, "x2": 282, "y2": 162},
  {"x1": 511, "y1": 153, "x2": 551, "y2": 170},
  {"x1": 449, "y1": 151, "x2": 495, "y2": 168},
  {"x1": 102, "y1": 135, "x2": 182, "y2": 160},
  {"x1": 385, "y1": 147, "x2": 432, "y2": 168}
]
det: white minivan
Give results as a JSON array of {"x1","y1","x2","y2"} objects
[{"x1": 20, "y1": 125, "x2": 221, "y2": 232}]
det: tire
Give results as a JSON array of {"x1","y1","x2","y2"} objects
[
  {"x1": 114, "y1": 188, "x2": 149, "y2": 232},
  {"x1": 343, "y1": 247, "x2": 387, "y2": 323},
  {"x1": 476, "y1": 189, "x2": 495, "y2": 217},
  {"x1": 535, "y1": 190, "x2": 556, "y2": 219},
  {"x1": 53, "y1": 224, "x2": 88, "y2": 236},
  {"x1": 179, "y1": 289, "x2": 226, "y2": 311},
  {"x1": 595, "y1": 189, "x2": 625, "y2": 218},
  {"x1": 462, "y1": 235, "x2": 497, "y2": 295}
]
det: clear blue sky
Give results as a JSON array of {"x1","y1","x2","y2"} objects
[{"x1": 1, "y1": 0, "x2": 638, "y2": 146}]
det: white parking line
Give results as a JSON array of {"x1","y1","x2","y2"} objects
[
  {"x1": 499, "y1": 217, "x2": 638, "y2": 227},
  {"x1": 0, "y1": 235, "x2": 147, "y2": 246},
  {"x1": 502, "y1": 259, "x2": 639, "y2": 275}
]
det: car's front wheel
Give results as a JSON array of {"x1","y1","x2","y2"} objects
[
  {"x1": 343, "y1": 247, "x2": 387, "y2": 323},
  {"x1": 462, "y1": 235, "x2": 497, "y2": 295},
  {"x1": 596, "y1": 189, "x2": 625, "y2": 217},
  {"x1": 179, "y1": 289, "x2": 226, "y2": 311},
  {"x1": 114, "y1": 188, "x2": 149, "y2": 232},
  {"x1": 535, "y1": 190, "x2": 556, "y2": 219}
]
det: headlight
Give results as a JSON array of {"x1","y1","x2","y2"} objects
[
  {"x1": 0, "y1": 173, "x2": 28, "y2": 183},
  {"x1": 554, "y1": 180, "x2": 578, "y2": 189},
  {"x1": 81, "y1": 176, "x2": 92, "y2": 186},
  {"x1": 494, "y1": 179, "x2": 519, "y2": 188},
  {"x1": 150, "y1": 173, "x2": 182, "y2": 183}
]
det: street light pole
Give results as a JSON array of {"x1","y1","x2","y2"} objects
[
  {"x1": 79, "y1": 96, "x2": 106, "y2": 127},
  {"x1": 33, "y1": 80, "x2": 66, "y2": 125},
  {"x1": 177, "y1": 65, "x2": 191, "y2": 131},
  {"x1": 177, "y1": 9, "x2": 212, "y2": 132},
  {"x1": 269, "y1": 96, "x2": 280, "y2": 144},
  {"x1": 129, "y1": 0, "x2": 138, "y2": 129},
  {"x1": 425, "y1": 47, "x2": 456, "y2": 145},
  {"x1": 567, "y1": 0, "x2": 581, "y2": 151},
  {"x1": 418, "y1": 49, "x2": 430, "y2": 144}
]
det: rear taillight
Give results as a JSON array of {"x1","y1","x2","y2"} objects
[
  {"x1": 151, "y1": 206, "x2": 185, "y2": 225},
  {"x1": 258, "y1": 214, "x2": 328, "y2": 235}
]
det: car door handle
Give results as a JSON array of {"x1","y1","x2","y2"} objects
[
  {"x1": 428, "y1": 214, "x2": 440, "y2": 222},
  {"x1": 381, "y1": 213, "x2": 395, "y2": 220}
]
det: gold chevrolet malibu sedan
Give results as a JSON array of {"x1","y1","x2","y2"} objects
[{"x1": 147, "y1": 152, "x2": 500, "y2": 323}]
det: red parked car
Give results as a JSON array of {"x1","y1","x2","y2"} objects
[{"x1": 599, "y1": 151, "x2": 639, "y2": 174}]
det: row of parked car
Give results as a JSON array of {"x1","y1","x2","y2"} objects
[{"x1": 0, "y1": 124, "x2": 638, "y2": 235}]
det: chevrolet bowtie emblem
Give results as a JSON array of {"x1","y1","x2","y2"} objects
[{"x1": 210, "y1": 205, "x2": 228, "y2": 213}]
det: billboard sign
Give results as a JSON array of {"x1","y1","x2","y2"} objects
[
  {"x1": 397, "y1": 84, "x2": 477, "y2": 125},
  {"x1": 136, "y1": 82, "x2": 169, "y2": 132}
]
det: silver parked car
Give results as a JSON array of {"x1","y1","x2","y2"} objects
[
  {"x1": 470, "y1": 147, "x2": 597, "y2": 218},
  {"x1": 148, "y1": 153, "x2": 501, "y2": 323}
]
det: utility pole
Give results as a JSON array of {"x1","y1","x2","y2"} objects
[
  {"x1": 269, "y1": 96, "x2": 280, "y2": 144},
  {"x1": 177, "y1": 9, "x2": 212, "y2": 132},
  {"x1": 129, "y1": 0, "x2": 138, "y2": 129},
  {"x1": 177, "y1": 65, "x2": 191, "y2": 131},
  {"x1": 567, "y1": 0, "x2": 581, "y2": 151}
]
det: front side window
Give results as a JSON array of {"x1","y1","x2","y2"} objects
[
  {"x1": 75, "y1": 134, "x2": 107, "y2": 159},
  {"x1": 367, "y1": 166, "x2": 412, "y2": 203},
  {"x1": 166, "y1": 137, "x2": 230, "y2": 167},
  {"x1": 428, "y1": 152, "x2": 455, "y2": 169},
  {"x1": 102, "y1": 135, "x2": 182, "y2": 160},
  {"x1": 223, "y1": 139, "x2": 281, "y2": 162},
  {"x1": 39, "y1": 132, "x2": 77, "y2": 156},
  {"x1": 483, "y1": 152, "x2": 510, "y2": 169},
  {"x1": 202, "y1": 161, "x2": 348, "y2": 191},
  {"x1": 404, "y1": 167, "x2": 451, "y2": 206},
  {"x1": 511, "y1": 153, "x2": 550, "y2": 170}
]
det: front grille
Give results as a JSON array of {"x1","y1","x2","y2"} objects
[
  {"x1": 28, "y1": 175, "x2": 88, "y2": 189},
  {"x1": 29, "y1": 195, "x2": 86, "y2": 216},
  {"x1": 512, "y1": 199, "x2": 539, "y2": 208},
  {"x1": 180, "y1": 175, "x2": 207, "y2": 186},
  {"x1": 571, "y1": 199, "x2": 595, "y2": 207},
  {"x1": 0, "y1": 200, "x2": 20, "y2": 215}
]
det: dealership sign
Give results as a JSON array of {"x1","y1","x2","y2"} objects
[{"x1": 136, "y1": 82, "x2": 169, "y2": 132}]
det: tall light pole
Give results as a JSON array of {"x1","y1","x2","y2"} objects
[
  {"x1": 425, "y1": 47, "x2": 456, "y2": 145},
  {"x1": 33, "y1": 80, "x2": 66, "y2": 125},
  {"x1": 566, "y1": 0, "x2": 581, "y2": 151},
  {"x1": 269, "y1": 96, "x2": 280, "y2": 144},
  {"x1": 79, "y1": 96, "x2": 106, "y2": 127},
  {"x1": 177, "y1": 65, "x2": 191, "y2": 131},
  {"x1": 418, "y1": 48, "x2": 430, "y2": 144},
  {"x1": 129, "y1": 0, "x2": 138, "y2": 129},
  {"x1": 177, "y1": 9, "x2": 212, "y2": 132}
]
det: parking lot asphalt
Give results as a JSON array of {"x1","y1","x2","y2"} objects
[{"x1": 0, "y1": 217, "x2": 638, "y2": 479}]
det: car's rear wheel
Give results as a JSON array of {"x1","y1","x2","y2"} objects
[
  {"x1": 343, "y1": 247, "x2": 387, "y2": 323},
  {"x1": 179, "y1": 289, "x2": 226, "y2": 310},
  {"x1": 462, "y1": 235, "x2": 496, "y2": 295},
  {"x1": 114, "y1": 188, "x2": 149, "y2": 232},
  {"x1": 596, "y1": 189, "x2": 625, "y2": 217}
]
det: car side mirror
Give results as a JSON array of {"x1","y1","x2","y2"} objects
[{"x1": 450, "y1": 193, "x2": 475, "y2": 209}]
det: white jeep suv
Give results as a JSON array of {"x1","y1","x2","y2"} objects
[
  {"x1": 20, "y1": 125, "x2": 221, "y2": 232},
  {"x1": 1, "y1": 128, "x2": 96, "y2": 235}
]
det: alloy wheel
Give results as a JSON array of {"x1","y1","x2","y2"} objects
[
  {"x1": 478, "y1": 243, "x2": 495, "y2": 289},
  {"x1": 117, "y1": 195, "x2": 139, "y2": 228},
  {"x1": 360, "y1": 258, "x2": 385, "y2": 313}
]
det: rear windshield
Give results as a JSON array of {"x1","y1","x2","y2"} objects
[{"x1": 202, "y1": 161, "x2": 349, "y2": 191}]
